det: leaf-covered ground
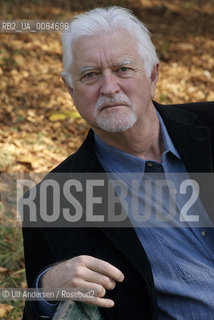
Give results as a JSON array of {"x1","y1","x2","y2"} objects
[{"x1": 0, "y1": 0, "x2": 213, "y2": 318}]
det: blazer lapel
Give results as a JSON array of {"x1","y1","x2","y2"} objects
[
  {"x1": 100, "y1": 227, "x2": 155, "y2": 286},
  {"x1": 155, "y1": 103, "x2": 214, "y2": 223},
  {"x1": 155, "y1": 102, "x2": 213, "y2": 172}
]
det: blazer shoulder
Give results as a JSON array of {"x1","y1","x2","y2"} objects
[
  {"x1": 154, "y1": 100, "x2": 214, "y2": 124},
  {"x1": 50, "y1": 130, "x2": 103, "y2": 174},
  {"x1": 170, "y1": 101, "x2": 214, "y2": 122},
  {"x1": 51, "y1": 153, "x2": 77, "y2": 173}
]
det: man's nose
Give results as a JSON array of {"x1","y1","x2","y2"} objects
[{"x1": 100, "y1": 71, "x2": 120, "y2": 96}]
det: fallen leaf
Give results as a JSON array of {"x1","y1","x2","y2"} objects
[
  {"x1": 21, "y1": 281, "x2": 27, "y2": 288},
  {"x1": 0, "y1": 267, "x2": 8, "y2": 273},
  {"x1": 48, "y1": 111, "x2": 68, "y2": 121},
  {"x1": 48, "y1": 110, "x2": 81, "y2": 121},
  {"x1": 0, "y1": 304, "x2": 14, "y2": 317},
  {"x1": 16, "y1": 155, "x2": 34, "y2": 165},
  {"x1": 176, "y1": 43, "x2": 195, "y2": 51}
]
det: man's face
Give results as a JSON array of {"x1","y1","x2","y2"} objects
[{"x1": 66, "y1": 30, "x2": 158, "y2": 133}]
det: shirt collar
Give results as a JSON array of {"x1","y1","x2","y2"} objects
[{"x1": 157, "y1": 111, "x2": 181, "y2": 160}]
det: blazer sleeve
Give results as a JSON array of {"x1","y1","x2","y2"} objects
[{"x1": 22, "y1": 226, "x2": 58, "y2": 319}]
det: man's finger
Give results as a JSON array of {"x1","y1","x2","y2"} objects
[
  {"x1": 82, "y1": 269, "x2": 116, "y2": 290},
  {"x1": 79, "y1": 296, "x2": 115, "y2": 308},
  {"x1": 83, "y1": 256, "x2": 124, "y2": 282}
]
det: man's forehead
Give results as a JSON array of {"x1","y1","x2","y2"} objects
[
  {"x1": 71, "y1": 31, "x2": 140, "y2": 73},
  {"x1": 72, "y1": 30, "x2": 137, "y2": 56},
  {"x1": 73, "y1": 29, "x2": 135, "y2": 44}
]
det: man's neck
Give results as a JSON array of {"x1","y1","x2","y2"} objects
[{"x1": 94, "y1": 109, "x2": 164, "y2": 162}]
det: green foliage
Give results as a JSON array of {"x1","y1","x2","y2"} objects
[
  {"x1": 0, "y1": 227, "x2": 24, "y2": 272},
  {"x1": 0, "y1": 228, "x2": 25, "y2": 319}
]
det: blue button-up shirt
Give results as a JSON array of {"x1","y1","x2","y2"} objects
[{"x1": 94, "y1": 112, "x2": 214, "y2": 319}]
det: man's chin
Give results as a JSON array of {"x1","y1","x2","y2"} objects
[{"x1": 95, "y1": 115, "x2": 137, "y2": 133}]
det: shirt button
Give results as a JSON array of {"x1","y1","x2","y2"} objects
[
  {"x1": 201, "y1": 230, "x2": 206, "y2": 237},
  {"x1": 147, "y1": 162, "x2": 153, "y2": 167}
]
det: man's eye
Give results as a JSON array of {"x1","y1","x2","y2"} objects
[
  {"x1": 119, "y1": 67, "x2": 129, "y2": 72},
  {"x1": 81, "y1": 71, "x2": 100, "y2": 83},
  {"x1": 84, "y1": 72, "x2": 97, "y2": 78}
]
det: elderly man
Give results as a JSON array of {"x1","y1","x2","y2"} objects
[{"x1": 22, "y1": 6, "x2": 214, "y2": 320}]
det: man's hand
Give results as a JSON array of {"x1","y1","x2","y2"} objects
[{"x1": 42, "y1": 255, "x2": 124, "y2": 308}]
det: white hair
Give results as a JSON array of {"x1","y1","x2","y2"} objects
[{"x1": 61, "y1": 6, "x2": 159, "y2": 87}]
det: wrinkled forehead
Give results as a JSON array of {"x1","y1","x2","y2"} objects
[
  {"x1": 73, "y1": 28, "x2": 138, "y2": 50},
  {"x1": 71, "y1": 30, "x2": 140, "y2": 64},
  {"x1": 71, "y1": 32, "x2": 143, "y2": 75}
]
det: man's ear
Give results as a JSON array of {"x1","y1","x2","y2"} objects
[
  {"x1": 61, "y1": 72, "x2": 74, "y2": 98},
  {"x1": 150, "y1": 63, "x2": 159, "y2": 98},
  {"x1": 151, "y1": 63, "x2": 159, "y2": 84}
]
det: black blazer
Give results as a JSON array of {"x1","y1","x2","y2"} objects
[{"x1": 22, "y1": 101, "x2": 214, "y2": 320}]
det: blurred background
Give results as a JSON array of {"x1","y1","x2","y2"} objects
[{"x1": 0, "y1": 0, "x2": 214, "y2": 318}]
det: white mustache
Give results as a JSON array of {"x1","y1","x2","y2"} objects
[{"x1": 95, "y1": 94, "x2": 132, "y2": 112}]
